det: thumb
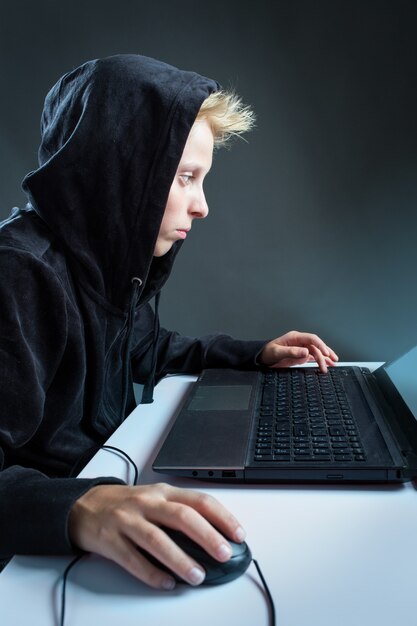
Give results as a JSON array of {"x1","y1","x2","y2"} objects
[
  {"x1": 286, "y1": 346, "x2": 309, "y2": 360},
  {"x1": 264, "y1": 344, "x2": 309, "y2": 366}
]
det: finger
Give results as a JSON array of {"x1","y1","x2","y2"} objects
[
  {"x1": 301, "y1": 354, "x2": 337, "y2": 373},
  {"x1": 266, "y1": 346, "x2": 311, "y2": 369},
  {"x1": 160, "y1": 485, "x2": 246, "y2": 544},
  {"x1": 294, "y1": 332, "x2": 330, "y2": 357},
  {"x1": 95, "y1": 526, "x2": 178, "y2": 591},
  {"x1": 292, "y1": 332, "x2": 340, "y2": 366},
  {"x1": 271, "y1": 345, "x2": 309, "y2": 365},
  {"x1": 307, "y1": 335, "x2": 339, "y2": 363},
  {"x1": 140, "y1": 485, "x2": 245, "y2": 571},
  {"x1": 309, "y1": 344, "x2": 328, "y2": 373},
  {"x1": 154, "y1": 500, "x2": 235, "y2": 565},
  {"x1": 130, "y1": 522, "x2": 208, "y2": 587},
  {"x1": 327, "y1": 348, "x2": 339, "y2": 362},
  {"x1": 309, "y1": 353, "x2": 337, "y2": 367}
]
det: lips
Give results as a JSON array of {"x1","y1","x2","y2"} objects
[{"x1": 176, "y1": 228, "x2": 190, "y2": 239}]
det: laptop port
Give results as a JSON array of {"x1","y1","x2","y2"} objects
[{"x1": 222, "y1": 470, "x2": 236, "y2": 478}]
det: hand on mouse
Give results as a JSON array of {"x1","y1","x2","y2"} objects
[
  {"x1": 68, "y1": 482, "x2": 246, "y2": 590},
  {"x1": 258, "y1": 330, "x2": 339, "y2": 373}
]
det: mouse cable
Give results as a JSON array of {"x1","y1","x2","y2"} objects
[
  {"x1": 60, "y1": 449, "x2": 276, "y2": 626},
  {"x1": 59, "y1": 553, "x2": 85, "y2": 626},
  {"x1": 252, "y1": 558, "x2": 276, "y2": 626},
  {"x1": 60, "y1": 557, "x2": 276, "y2": 626},
  {"x1": 59, "y1": 556, "x2": 277, "y2": 626},
  {"x1": 101, "y1": 444, "x2": 139, "y2": 484},
  {"x1": 101, "y1": 446, "x2": 276, "y2": 626},
  {"x1": 59, "y1": 445, "x2": 139, "y2": 626}
]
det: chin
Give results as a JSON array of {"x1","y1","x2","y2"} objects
[{"x1": 153, "y1": 244, "x2": 172, "y2": 257}]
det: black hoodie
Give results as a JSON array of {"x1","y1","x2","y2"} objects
[{"x1": 0, "y1": 55, "x2": 265, "y2": 559}]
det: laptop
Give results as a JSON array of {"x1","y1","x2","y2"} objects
[{"x1": 152, "y1": 345, "x2": 417, "y2": 483}]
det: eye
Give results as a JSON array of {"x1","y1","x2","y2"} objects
[{"x1": 179, "y1": 173, "x2": 193, "y2": 185}]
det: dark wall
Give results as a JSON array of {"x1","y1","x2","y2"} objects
[{"x1": 1, "y1": 0, "x2": 416, "y2": 361}]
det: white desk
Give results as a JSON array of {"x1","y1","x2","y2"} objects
[{"x1": 2, "y1": 364, "x2": 417, "y2": 626}]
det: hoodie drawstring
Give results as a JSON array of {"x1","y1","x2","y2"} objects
[
  {"x1": 121, "y1": 277, "x2": 142, "y2": 418},
  {"x1": 141, "y1": 290, "x2": 161, "y2": 404}
]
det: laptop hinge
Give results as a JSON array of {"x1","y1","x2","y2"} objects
[{"x1": 359, "y1": 368, "x2": 414, "y2": 467}]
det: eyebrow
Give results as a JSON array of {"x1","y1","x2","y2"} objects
[
  {"x1": 179, "y1": 161, "x2": 201, "y2": 169},
  {"x1": 179, "y1": 161, "x2": 211, "y2": 173}
]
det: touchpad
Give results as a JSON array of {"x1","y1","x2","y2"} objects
[{"x1": 188, "y1": 385, "x2": 252, "y2": 411}]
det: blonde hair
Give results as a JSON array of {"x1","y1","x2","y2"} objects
[{"x1": 196, "y1": 90, "x2": 255, "y2": 148}]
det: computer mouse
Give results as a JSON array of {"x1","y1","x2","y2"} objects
[{"x1": 143, "y1": 527, "x2": 252, "y2": 585}]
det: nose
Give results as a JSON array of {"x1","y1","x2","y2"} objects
[{"x1": 190, "y1": 189, "x2": 209, "y2": 219}]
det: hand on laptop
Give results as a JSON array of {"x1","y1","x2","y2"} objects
[
  {"x1": 258, "y1": 330, "x2": 339, "y2": 373},
  {"x1": 68, "y1": 482, "x2": 245, "y2": 590}
]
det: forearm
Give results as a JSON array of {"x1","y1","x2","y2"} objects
[{"x1": 155, "y1": 330, "x2": 267, "y2": 379}]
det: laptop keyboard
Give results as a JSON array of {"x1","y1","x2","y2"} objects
[{"x1": 253, "y1": 368, "x2": 367, "y2": 463}]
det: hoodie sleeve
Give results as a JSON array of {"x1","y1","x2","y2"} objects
[
  {"x1": 130, "y1": 303, "x2": 267, "y2": 384},
  {"x1": 0, "y1": 466, "x2": 124, "y2": 556},
  {"x1": 155, "y1": 328, "x2": 267, "y2": 377},
  {"x1": 0, "y1": 249, "x2": 123, "y2": 558}
]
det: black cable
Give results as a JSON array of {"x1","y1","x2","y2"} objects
[
  {"x1": 60, "y1": 449, "x2": 276, "y2": 626},
  {"x1": 59, "y1": 445, "x2": 139, "y2": 626},
  {"x1": 101, "y1": 444, "x2": 139, "y2": 484},
  {"x1": 60, "y1": 552, "x2": 276, "y2": 626},
  {"x1": 59, "y1": 554, "x2": 84, "y2": 626},
  {"x1": 253, "y1": 558, "x2": 276, "y2": 626}
]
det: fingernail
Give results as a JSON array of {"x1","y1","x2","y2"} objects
[
  {"x1": 188, "y1": 567, "x2": 206, "y2": 586},
  {"x1": 235, "y1": 526, "x2": 246, "y2": 542},
  {"x1": 216, "y1": 543, "x2": 232, "y2": 560},
  {"x1": 161, "y1": 577, "x2": 176, "y2": 591}
]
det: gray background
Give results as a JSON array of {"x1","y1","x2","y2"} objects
[{"x1": 1, "y1": 0, "x2": 416, "y2": 361}]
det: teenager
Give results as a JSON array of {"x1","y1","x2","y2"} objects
[{"x1": 0, "y1": 54, "x2": 338, "y2": 589}]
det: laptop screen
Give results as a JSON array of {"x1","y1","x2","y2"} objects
[{"x1": 383, "y1": 346, "x2": 417, "y2": 417}]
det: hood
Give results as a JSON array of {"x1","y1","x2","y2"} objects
[{"x1": 22, "y1": 54, "x2": 219, "y2": 311}]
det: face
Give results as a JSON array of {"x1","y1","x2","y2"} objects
[{"x1": 154, "y1": 119, "x2": 214, "y2": 257}]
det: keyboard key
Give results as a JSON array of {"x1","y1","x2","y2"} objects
[
  {"x1": 293, "y1": 437, "x2": 310, "y2": 444},
  {"x1": 274, "y1": 448, "x2": 290, "y2": 456},
  {"x1": 274, "y1": 444, "x2": 290, "y2": 451},
  {"x1": 294, "y1": 425, "x2": 310, "y2": 437},
  {"x1": 254, "y1": 454, "x2": 274, "y2": 461},
  {"x1": 312, "y1": 428, "x2": 327, "y2": 437},
  {"x1": 276, "y1": 424, "x2": 290, "y2": 430},
  {"x1": 329, "y1": 426, "x2": 346, "y2": 436},
  {"x1": 332, "y1": 448, "x2": 351, "y2": 455}
]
